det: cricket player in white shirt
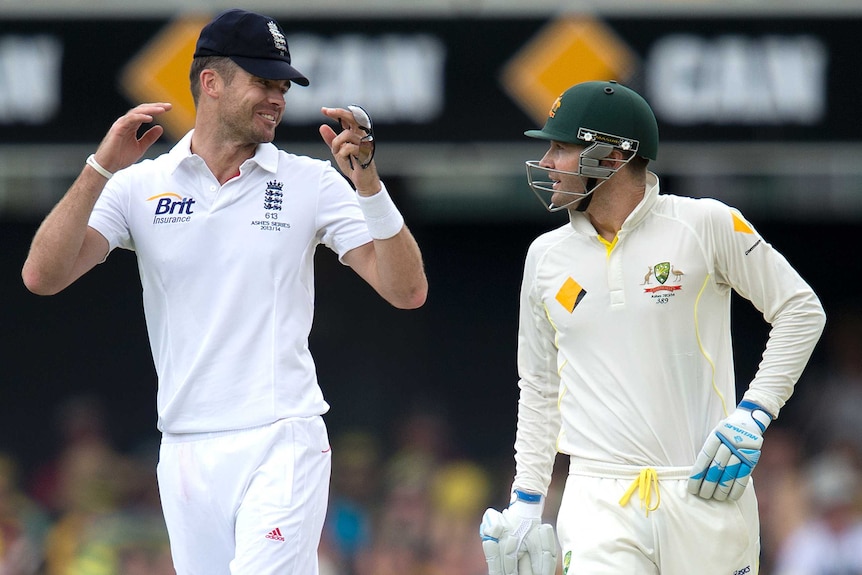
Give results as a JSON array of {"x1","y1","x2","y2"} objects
[
  {"x1": 22, "y1": 9, "x2": 427, "y2": 574},
  {"x1": 479, "y1": 80, "x2": 825, "y2": 575}
]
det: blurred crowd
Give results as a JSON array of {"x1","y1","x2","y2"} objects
[
  {"x1": 0, "y1": 394, "x2": 504, "y2": 575},
  {"x1": 0, "y1": 395, "x2": 173, "y2": 575},
  {"x1": 757, "y1": 303, "x2": 862, "y2": 575},
  {"x1": 1, "y1": 303, "x2": 861, "y2": 575}
]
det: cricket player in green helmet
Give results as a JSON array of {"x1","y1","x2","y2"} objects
[{"x1": 480, "y1": 80, "x2": 824, "y2": 575}]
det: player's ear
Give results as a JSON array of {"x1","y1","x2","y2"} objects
[
  {"x1": 199, "y1": 69, "x2": 221, "y2": 98},
  {"x1": 599, "y1": 148, "x2": 626, "y2": 168}
]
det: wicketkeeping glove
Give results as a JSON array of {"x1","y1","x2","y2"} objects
[
  {"x1": 688, "y1": 400, "x2": 773, "y2": 501},
  {"x1": 479, "y1": 490, "x2": 557, "y2": 575}
]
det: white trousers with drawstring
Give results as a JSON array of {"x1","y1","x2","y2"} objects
[{"x1": 556, "y1": 462, "x2": 760, "y2": 575}]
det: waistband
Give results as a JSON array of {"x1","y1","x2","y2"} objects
[
  {"x1": 160, "y1": 415, "x2": 321, "y2": 444},
  {"x1": 569, "y1": 460, "x2": 691, "y2": 480}
]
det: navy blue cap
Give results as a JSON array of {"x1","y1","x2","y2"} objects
[{"x1": 194, "y1": 9, "x2": 309, "y2": 86}]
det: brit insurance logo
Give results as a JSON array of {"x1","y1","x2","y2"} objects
[
  {"x1": 641, "y1": 261, "x2": 684, "y2": 304},
  {"x1": 251, "y1": 180, "x2": 291, "y2": 232},
  {"x1": 148, "y1": 192, "x2": 196, "y2": 225}
]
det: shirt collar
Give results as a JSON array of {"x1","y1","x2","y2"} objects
[
  {"x1": 568, "y1": 171, "x2": 661, "y2": 234},
  {"x1": 166, "y1": 130, "x2": 280, "y2": 175},
  {"x1": 621, "y1": 171, "x2": 661, "y2": 230}
]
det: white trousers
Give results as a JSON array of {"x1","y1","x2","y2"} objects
[
  {"x1": 556, "y1": 462, "x2": 760, "y2": 575},
  {"x1": 157, "y1": 416, "x2": 331, "y2": 575}
]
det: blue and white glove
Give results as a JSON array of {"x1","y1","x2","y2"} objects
[
  {"x1": 480, "y1": 490, "x2": 557, "y2": 575},
  {"x1": 688, "y1": 400, "x2": 774, "y2": 501}
]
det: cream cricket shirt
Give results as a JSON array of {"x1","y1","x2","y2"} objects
[
  {"x1": 513, "y1": 172, "x2": 825, "y2": 495},
  {"x1": 88, "y1": 131, "x2": 373, "y2": 434}
]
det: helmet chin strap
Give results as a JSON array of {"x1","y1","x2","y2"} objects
[
  {"x1": 575, "y1": 178, "x2": 597, "y2": 212},
  {"x1": 573, "y1": 143, "x2": 615, "y2": 212}
]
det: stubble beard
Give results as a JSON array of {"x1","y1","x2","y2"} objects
[{"x1": 219, "y1": 98, "x2": 277, "y2": 146}]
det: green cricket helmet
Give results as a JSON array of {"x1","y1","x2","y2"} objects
[{"x1": 524, "y1": 81, "x2": 659, "y2": 212}]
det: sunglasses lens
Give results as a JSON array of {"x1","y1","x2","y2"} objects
[
  {"x1": 356, "y1": 139, "x2": 375, "y2": 168},
  {"x1": 348, "y1": 105, "x2": 375, "y2": 168},
  {"x1": 348, "y1": 105, "x2": 372, "y2": 134}
]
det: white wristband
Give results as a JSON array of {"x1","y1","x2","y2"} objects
[
  {"x1": 509, "y1": 489, "x2": 544, "y2": 518},
  {"x1": 86, "y1": 154, "x2": 114, "y2": 180},
  {"x1": 356, "y1": 183, "x2": 404, "y2": 240}
]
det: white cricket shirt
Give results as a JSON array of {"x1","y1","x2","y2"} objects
[
  {"x1": 513, "y1": 172, "x2": 825, "y2": 495},
  {"x1": 88, "y1": 131, "x2": 373, "y2": 434}
]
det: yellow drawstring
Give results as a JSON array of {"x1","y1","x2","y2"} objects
[{"x1": 619, "y1": 468, "x2": 661, "y2": 516}]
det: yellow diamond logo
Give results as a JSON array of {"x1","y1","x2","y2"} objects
[
  {"x1": 120, "y1": 14, "x2": 212, "y2": 142},
  {"x1": 555, "y1": 277, "x2": 586, "y2": 314},
  {"x1": 502, "y1": 16, "x2": 638, "y2": 123}
]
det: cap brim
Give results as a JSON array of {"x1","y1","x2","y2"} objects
[
  {"x1": 524, "y1": 128, "x2": 579, "y2": 144},
  {"x1": 230, "y1": 56, "x2": 309, "y2": 86},
  {"x1": 524, "y1": 129, "x2": 552, "y2": 140}
]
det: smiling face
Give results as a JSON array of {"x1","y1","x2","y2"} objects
[
  {"x1": 537, "y1": 140, "x2": 590, "y2": 209},
  {"x1": 214, "y1": 66, "x2": 290, "y2": 145}
]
